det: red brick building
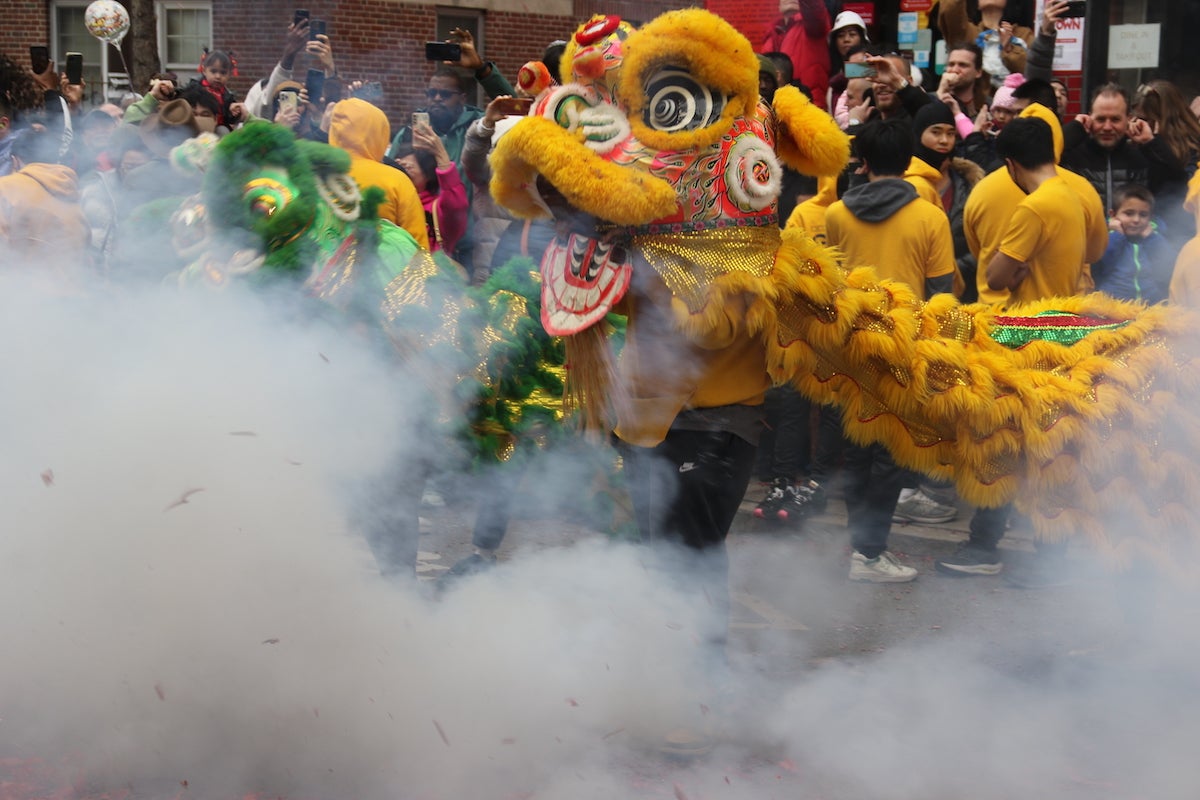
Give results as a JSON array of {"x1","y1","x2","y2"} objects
[
  {"x1": 0, "y1": 0, "x2": 692, "y2": 128},
  {"x1": 2, "y1": 2, "x2": 1194, "y2": 128}
]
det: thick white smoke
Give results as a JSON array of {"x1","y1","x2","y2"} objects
[{"x1": 1, "y1": 274, "x2": 1199, "y2": 800}]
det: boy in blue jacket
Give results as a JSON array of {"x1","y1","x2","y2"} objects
[{"x1": 1093, "y1": 184, "x2": 1176, "y2": 304}]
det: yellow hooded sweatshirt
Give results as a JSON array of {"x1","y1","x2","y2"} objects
[
  {"x1": 963, "y1": 102, "x2": 1107, "y2": 305},
  {"x1": 785, "y1": 173, "x2": 838, "y2": 245},
  {"x1": 328, "y1": 98, "x2": 430, "y2": 250},
  {"x1": 1169, "y1": 168, "x2": 1200, "y2": 306},
  {"x1": 903, "y1": 156, "x2": 944, "y2": 208},
  {"x1": 0, "y1": 162, "x2": 89, "y2": 273}
]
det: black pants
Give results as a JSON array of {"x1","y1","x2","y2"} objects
[
  {"x1": 620, "y1": 429, "x2": 758, "y2": 649},
  {"x1": 757, "y1": 385, "x2": 812, "y2": 481},
  {"x1": 842, "y1": 441, "x2": 906, "y2": 558}
]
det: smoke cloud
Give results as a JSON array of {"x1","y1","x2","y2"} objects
[{"x1": 1, "y1": 274, "x2": 1199, "y2": 800}]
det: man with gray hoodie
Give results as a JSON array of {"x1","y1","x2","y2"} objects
[{"x1": 824, "y1": 118, "x2": 957, "y2": 582}]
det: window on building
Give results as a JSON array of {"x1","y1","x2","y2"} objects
[
  {"x1": 157, "y1": 1, "x2": 213, "y2": 74},
  {"x1": 436, "y1": 10, "x2": 484, "y2": 106}
]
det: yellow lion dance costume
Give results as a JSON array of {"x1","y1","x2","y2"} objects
[{"x1": 491, "y1": 9, "x2": 1200, "y2": 573}]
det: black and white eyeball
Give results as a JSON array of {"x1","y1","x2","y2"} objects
[{"x1": 642, "y1": 67, "x2": 726, "y2": 133}]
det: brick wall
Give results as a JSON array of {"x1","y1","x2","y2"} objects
[
  {"x1": 213, "y1": 0, "x2": 701, "y2": 132},
  {"x1": 705, "y1": 0, "x2": 776, "y2": 47},
  {"x1": 0, "y1": 1, "x2": 52, "y2": 80}
]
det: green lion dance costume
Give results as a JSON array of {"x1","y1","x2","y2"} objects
[
  {"x1": 175, "y1": 122, "x2": 566, "y2": 466},
  {"x1": 490, "y1": 9, "x2": 1200, "y2": 573}
]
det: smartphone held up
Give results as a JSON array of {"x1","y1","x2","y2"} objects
[
  {"x1": 425, "y1": 41, "x2": 463, "y2": 62},
  {"x1": 65, "y1": 52, "x2": 84, "y2": 86},
  {"x1": 29, "y1": 45, "x2": 49, "y2": 75}
]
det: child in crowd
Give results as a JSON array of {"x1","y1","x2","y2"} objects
[
  {"x1": 192, "y1": 50, "x2": 238, "y2": 129},
  {"x1": 1093, "y1": 184, "x2": 1175, "y2": 304}
]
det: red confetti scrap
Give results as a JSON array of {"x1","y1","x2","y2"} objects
[
  {"x1": 725, "y1": 776, "x2": 731, "y2": 785},
  {"x1": 313, "y1": 708, "x2": 320, "y2": 718},
  {"x1": 261, "y1": 638, "x2": 280, "y2": 645},
  {"x1": 779, "y1": 758, "x2": 797, "y2": 772},
  {"x1": 501, "y1": 737, "x2": 517, "y2": 745},
  {"x1": 180, "y1": 780, "x2": 188, "y2": 789},
  {"x1": 601, "y1": 727, "x2": 625, "y2": 740},
  {"x1": 433, "y1": 719, "x2": 450, "y2": 747},
  {"x1": 565, "y1": 698, "x2": 579, "y2": 707},
  {"x1": 930, "y1": 625, "x2": 942, "y2": 630},
  {"x1": 154, "y1": 683, "x2": 166, "y2": 701},
  {"x1": 40, "y1": 469, "x2": 54, "y2": 486},
  {"x1": 673, "y1": 783, "x2": 690, "y2": 800},
  {"x1": 698, "y1": 703, "x2": 710, "y2": 716}
]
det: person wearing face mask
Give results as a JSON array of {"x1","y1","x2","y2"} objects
[{"x1": 905, "y1": 102, "x2": 984, "y2": 303}]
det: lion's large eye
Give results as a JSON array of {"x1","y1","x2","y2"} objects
[
  {"x1": 243, "y1": 177, "x2": 293, "y2": 218},
  {"x1": 642, "y1": 67, "x2": 726, "y2": 132}
]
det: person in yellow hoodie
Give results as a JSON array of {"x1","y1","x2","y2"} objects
[
  {"x1": 328, "y1": 98, "x2": 430, "y2": 250},
  {"x1": 1168, "y1": 169, "x2": 1200, "y2": 306},
  {"x1": 0, "y1": 128, "x2": 89, "y2": 283},
  {"x1": 964, "y1": 93, "x2": 1107, "y2": 306}
]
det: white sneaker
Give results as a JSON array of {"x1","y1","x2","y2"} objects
[
  {"x1": 891, "y1": 489, "x2": 956, "y2": 524},
  {"x1": 849, "y1": 551, "x2": 918, "y2": 583}
]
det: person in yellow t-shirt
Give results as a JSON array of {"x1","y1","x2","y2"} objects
[
  {"x1": 986, "y1": 116, "x2": 1087, "y2": 303},
  {"x1": 825, "y1": 119, "x2": 957, "y2": 584},
  {"x1": 826, "y1": 121, "x2": 956, "y2": 299},
  {"x1": 965, "y1": 95, "x2": 1107, "y2": 307}
]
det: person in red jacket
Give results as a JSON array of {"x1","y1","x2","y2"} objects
[{"x1": 758, "y1": 0, "x2": 831, "y2": 110}]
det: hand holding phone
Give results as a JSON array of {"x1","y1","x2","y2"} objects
[
  {"x1": 1062, "y1": 1, "x2": 1087, "y2": 18},
  {"x1": 309, "y1": 19, "x2": 326, "y2": 41},
  {"x1": 279, "y1": 91, "x2": 300, "y2": 116},
  {"x1": 412, "y1": 111, "x2": 431, "y2": 129},
  {"x1": 293, "y1": 9, "x2": 309, "y2": 26}
]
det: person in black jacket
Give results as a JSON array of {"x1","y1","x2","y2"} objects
[{"x1": 1059, "y1": 83, "x2": 1187, "y2": 222}]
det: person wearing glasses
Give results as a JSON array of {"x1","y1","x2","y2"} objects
[{"x1": 386, "y1": 28, "x2": 514, "y2": 266}]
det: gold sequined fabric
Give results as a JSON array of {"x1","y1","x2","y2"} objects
[{"x1": 634, "y1": 226, "x2": 781, "y2": 311}]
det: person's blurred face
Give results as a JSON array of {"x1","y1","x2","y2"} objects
[
  {"x1": 1113, "y1": 196, "x2": 1152, "y2": 239},
  {"x1": 397, "y1": 154, "x2": 427, "y2": 192},
  {"x1": 1051, "y1": 81, "x2": 1069, "y2": 115},
  {"x1": 203, "y1": 62, "x2": 230, "y2": 87},
  {"x1": 845, "y1": 78, "x2": 870, "y2": 110},
  {"x1": 1090, "y1": 94, "x2": 1130, "y2": 149},
  {"x1": 836, "y1": 28, "x2": 862, "y2": 58},
  {"x1": 870, "y1": 57, "x2": 908, "y2": 114},
  {"x1": 946, "y1": 49, "x2": 981, "y2": 85},
  {"x1": 991, "y1": 105, "x2": 1015, "y2": 130},
  {"x1": 426, "y1": 75, "x2": 465, "y2": 130},
  {"x1": 759, "y1": 71, "x2": 778, "y2": 103},
  {"x1": 82, "y1": 119, "x2": 115, "y2": 150},
  {"x1": 921, "y1": 122, "x2": 956, "y2": 154},
  {"x1": 118, "y1": 149, "x2": 150, "y2": 181},
  {"x1": 191, "y1": 103, "x2": 217, "y2": 133}
]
